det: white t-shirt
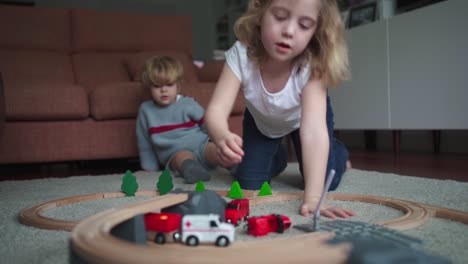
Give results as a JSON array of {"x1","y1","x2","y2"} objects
[{"x1": 225, "y1": 41, "x2": 311, "y2": 138}]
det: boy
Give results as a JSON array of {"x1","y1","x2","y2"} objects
[{"x1": 136, "y1": 55, "x2": 221, "y2": 183}]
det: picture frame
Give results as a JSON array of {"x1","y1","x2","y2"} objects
[{"x1": 348, "y1": 2, "x2": 378, "y2": 28}]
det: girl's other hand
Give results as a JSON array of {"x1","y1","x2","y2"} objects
[
  {"x1": 300, "y1": 202, "x2": 356, "y2": 219},
  {"x1": 216, "y1": 132, "x2": 244, "y2": 167}
]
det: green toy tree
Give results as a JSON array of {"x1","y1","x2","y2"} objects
[
  {"x1": 157, "y1": 169, "x2": 173, "y2": 195},
  {"x1": 195, "y1": 181, "x2": 206, "y2": 192},
  {"x1": 258, "y1": 181, "x2": 273, "y2": 196},
  {"x1": 227, "y1": 181, "x2": 244, "y2": 199},
  {"x1": 121, "y1": 170, "x2": 138, "y2": 197}
]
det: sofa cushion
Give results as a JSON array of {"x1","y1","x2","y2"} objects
[
  {"x1": 183, "y1": 82, "x2": 245, "y2": 115},
  {"x1": 181, "y1": 82, "x2": 213, "y2": 110},
  {"x1": 0, "y1": 6, "x2": 71, "y2": 52},
  {"x1": 72, "y1": 52, "x2": 132, "y2": 92},
  {"x1": 197, "y1": 60, "x2": 225, "y2": 82},
  {"x1": 89, "y1": 82, "x2": 149, "y2": 121},
  {"x1": 0, "y1": 50, "x2": 75, "y2": 83},
  {"x1": 72, "y1": 9, "x2": 192, "y2": 54},
  {"x1": 4, "y1": 81, "x2": 88, "y2": 121},
  {"x1": 125, "y1": 51, "x2": 198, "y2": 84}
]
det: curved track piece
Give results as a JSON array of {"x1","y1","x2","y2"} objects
[
  {"x1": 18, "y1": 190, "x2": 468, "y2": 232},
  {"x1": 18, "y1": 190, "x2": 158, "y2": 231},
  {"x1": 327, "y1": 193, "x2": 431, "y2": 230},
  {"x1": 70, "y1": 193, "x2": 350, "y2": 264}
]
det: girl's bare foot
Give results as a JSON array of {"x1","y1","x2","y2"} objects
[{"x1": 346, "y1": 160, "x2": 352, "y2": 170}]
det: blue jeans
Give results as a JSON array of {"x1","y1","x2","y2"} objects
[{"x1": 234, "y1": 95, "x2": 348, "y2": 191}]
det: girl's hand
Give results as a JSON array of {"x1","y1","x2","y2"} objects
[
  {"x1": 300, "y1": 201, "x2": 355, "y2": 219},
  {"x1": 215, "y1": 132, "x2": 244, "y2": 167}
]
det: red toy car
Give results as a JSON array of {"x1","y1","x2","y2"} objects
[
  {"x1": 225, "y1": 198, "x2": 250, "y2": 226},
  {"x1": 144, "y1": 212, "x2": 181, "y2": 244},
  {"x1": 247, "y1": 214, "x2": 292, "y2": 237}
]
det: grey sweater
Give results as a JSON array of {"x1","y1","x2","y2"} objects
[{"x1": 136, "y1": 96, "x2": 209, "y2": 171}]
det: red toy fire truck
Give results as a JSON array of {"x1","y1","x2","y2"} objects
[
  {"x1": 144, "y1": 212, "x2": 181, "y2": 244},
  {"x1": 225, "y1": 198, "x2": 250, "y2": 226},
  {"x1": 247, "y1": 214, "x2": 292, "y2": 237}
]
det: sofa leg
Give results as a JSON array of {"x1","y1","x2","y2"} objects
[
  {"x1": 364, "y1": 130, "x2": 377, "y2": 151},
  {"x1": 0, "y1": 72, "x2": 5, "y2": 140},
  {"x1": 432, "y1": 130, "x2": 441, "y2": 154},
  {"x1": 392, "y1": 130, "x2": 401, "y2": 156}
]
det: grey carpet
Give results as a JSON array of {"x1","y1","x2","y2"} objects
[{"x1": 0, "y1": 163, "x2": 467, "y2": 264}]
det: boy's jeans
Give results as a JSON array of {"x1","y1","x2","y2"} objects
[{"x1": 234, "y1": 96, "x2": 348, "y2": 191}]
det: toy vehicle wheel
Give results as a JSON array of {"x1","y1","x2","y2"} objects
[
  {"x1": 154, "y1": 233, "x2": 166, "y2": 244},
  {"x1": 186, "y1": 236, "x2": 199, "y2": 246},
  {"x1": 216, "y1": 236, "x2": 230, "y2": 247},
  {"x1": 276, "y1": 215, "x2": 285, "y2": 233},
  {"x1": 172, "y1": 232, "x2": 180, "y2": 242}
]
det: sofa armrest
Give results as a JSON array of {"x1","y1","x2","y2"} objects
[
  {"x1": 0, "y1": 72, "x2": 5, "y2": 139},
  {"x1": 196, "y1": 60, "x2": 225, "y2": 82}
]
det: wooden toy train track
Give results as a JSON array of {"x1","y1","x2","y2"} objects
[{"x1": 18, "y1": 190, "x2": 468, "y2": 264}]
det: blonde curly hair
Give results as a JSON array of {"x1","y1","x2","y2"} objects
[{"x1": 234, "y1": 0, "x2": 350, "y2": 87}]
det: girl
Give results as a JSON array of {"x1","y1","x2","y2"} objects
[{"x1": 205, "y1": 0, "x2": 355, "y2": 218}]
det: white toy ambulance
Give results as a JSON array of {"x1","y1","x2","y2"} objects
[{"x1": 180, "y1": 214, "x2": 235, "y2": 247}]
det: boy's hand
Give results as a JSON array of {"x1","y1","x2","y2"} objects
[
  {"x1": 300, "y1": 201, "x2": 355, "y2": 219},
  {"x1": 215, "y1": 132, "x2": 244, "y2": 167}
]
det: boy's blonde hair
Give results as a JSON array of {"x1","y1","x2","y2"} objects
[
  {"x1": 141, "y1": 55, "x2": 184, "y2": 88},
  {"x1": 234, "y1": 0, "x2": 350, "y2": 87}
]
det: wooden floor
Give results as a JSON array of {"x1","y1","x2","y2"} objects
[
  {"x1": 0, "y1": 149, "x2": 467, "y2": 182},
  {"x1": 349, "y1": 150, "x2": 467, "y2": 182}
]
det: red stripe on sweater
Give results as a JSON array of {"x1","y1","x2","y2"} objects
[{"x1": 149, "y1": 119, "x2": 203, "y2": 134}]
